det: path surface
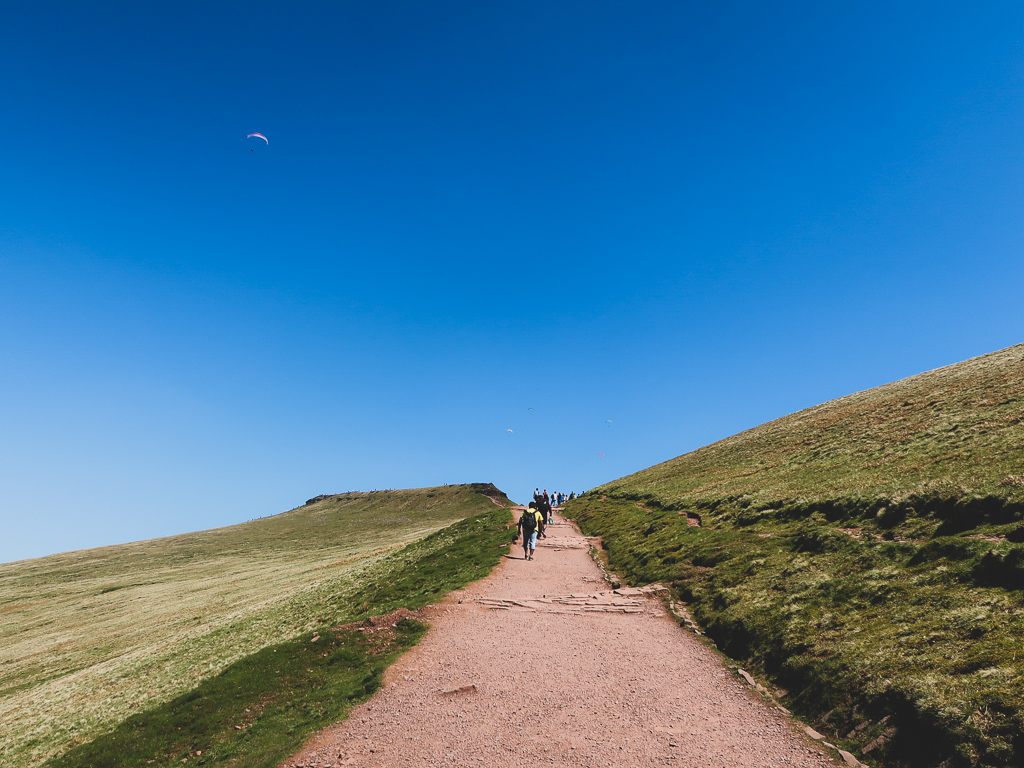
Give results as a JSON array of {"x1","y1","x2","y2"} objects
[{"x1": 283, "y1": 511, "x2": 839, "y2": 768}]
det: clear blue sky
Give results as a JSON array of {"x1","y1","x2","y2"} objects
[{"x1": 3, "y1": 1, "x2": 1023, "y2": 562}]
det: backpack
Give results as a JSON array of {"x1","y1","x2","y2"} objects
[{"x1": 520, "y1": 510, "x2": 537, "y2": 533}]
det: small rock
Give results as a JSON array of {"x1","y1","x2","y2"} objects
[
  {"x1": 440, "y1": 684, "x2": 477, "y2": 696},
  {"x1": 837, "y1": 748, "x2": 868, "y2": 768},
  {"x1": 863, "y1": 727, "x2": 896, "y2": 753},
  {"x1": 803, "y1": 726, "x2": 825, "y2": 740}
]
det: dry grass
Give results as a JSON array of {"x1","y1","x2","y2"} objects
[
  {"x1": 601, "y1": 343, "x2": 1024, "y2": 507},
  {"x1": 0, "y1": 484, "x2": 508, "y2": 768}
]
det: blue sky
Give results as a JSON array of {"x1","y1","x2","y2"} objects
[{"x1": 3, "y1": 1, "x2": 1023, "y2": 562}]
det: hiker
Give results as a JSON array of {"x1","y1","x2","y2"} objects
[
  {"x1": 518, "y1": 502, "x2": 544, "y2": 560},
  {"x1": 538, "y1": 497, "x2": 551, "y2": 537}
]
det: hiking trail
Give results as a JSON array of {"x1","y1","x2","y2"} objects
[{"x1": 282, "y1": 509, "x2": 842, "y2": 768}]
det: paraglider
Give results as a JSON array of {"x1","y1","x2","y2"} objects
[
  {"x1": 506, "y1": 429, "x2": 514, "y2": 434},
  {"x1": 598, "y1": 452, "x2": 605, "y2": 456},
  {"x1": 528, "y1": 408, "x2": 535, "y2": 412},
  {"x1": 605, "y1": 420, "x2": 613, "y2": 423},
  {"x1": 247, "y1": 132, "x2": 269, "y2": 145}
]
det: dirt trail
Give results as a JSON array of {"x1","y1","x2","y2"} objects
[{"x1": 283, "y1": 511, "x2": 840, "y2": 768}]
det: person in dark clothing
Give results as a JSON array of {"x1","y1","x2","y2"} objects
[{"x1": 538, "y1": 498, "x2": 551, "y2": 537}]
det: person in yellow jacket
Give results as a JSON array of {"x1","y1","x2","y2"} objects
[{"x1": 517, "y1": 502, "x2": 544, "y2": 560}]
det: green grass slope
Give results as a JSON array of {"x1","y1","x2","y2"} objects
[
  {"x1": 602, "y1": 342, "x2": 1024, "y2": 509},
  {"x1": 0, "y1": 483, "x2": 512, "y2": 768},
  {"x1": 567, "y1": 344, "x2": 1024, "y2": 768}
]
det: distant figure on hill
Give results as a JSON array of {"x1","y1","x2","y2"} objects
[
  {"x1": 518, "y1": 502, "x2": 544, "y2": 560},
  {"x1": 534, "y1": 488, "x2": 541, "y2": 503}
]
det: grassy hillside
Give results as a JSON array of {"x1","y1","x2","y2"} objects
[
  {"x1": 567, "y1": 344, "x2": 1024, "y2": 768},
  {"x1": 602, "y1": 342, "x2": 1024, "y2": 509},
  {"x1": 0, "y1": 483, "x2": 512, "y2": 768}
]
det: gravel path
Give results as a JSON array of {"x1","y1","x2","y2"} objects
[{"x1": 282, "y1": 511, "x2": 840, "y2": 768}]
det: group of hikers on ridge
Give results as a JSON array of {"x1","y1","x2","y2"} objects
[
  {"x1": 535, "y1": 488, "x2": 573, "y2": 507},
  {"x1": 516, "y1": 488, "x2": 573, "y2": 560}
]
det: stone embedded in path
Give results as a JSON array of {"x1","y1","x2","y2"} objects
[
  {"x1": 475, "y1": 590, "x2": 651, "y2": 615},
  {"x1": 439, "y1": 684, "x2": 477, "y2": 696}
]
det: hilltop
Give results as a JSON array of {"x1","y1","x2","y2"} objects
[
  {"x1": 0, "y1": 483, "x2": 512, "y2": 768},
  {"x1": 567, "y1": 344, "x2": 1024, "y2": 768}
]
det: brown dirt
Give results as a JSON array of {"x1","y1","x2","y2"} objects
[{"x1": 282, "y1": 511, "x2": 841, "y2": 768}]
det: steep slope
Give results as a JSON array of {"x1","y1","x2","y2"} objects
[
  {"x1": 567, "y1": 345, "x2": 1024, "y2": 768},
  {"x1": 602, "y1": 342, "x2": 1024, "y2": 512},
  {"x1": 0, "y1": 483, "x2": 511, "y2": 768}
]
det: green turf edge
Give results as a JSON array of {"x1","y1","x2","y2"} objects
[
  {"x1": 565, "y1": 494, "x2": 1024, "y2": 768},
  {"x1": 44, "y1": 506, "x2": 516, "y2": 768}
]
